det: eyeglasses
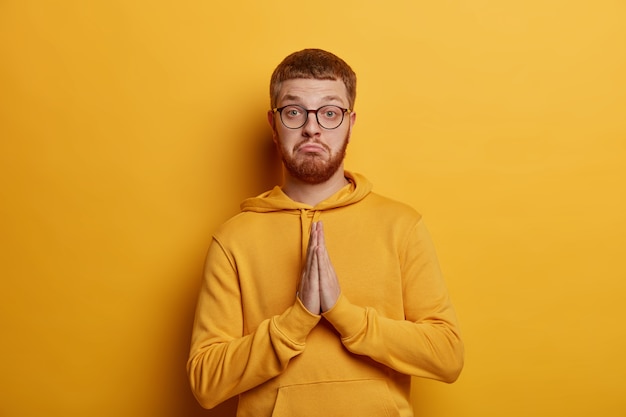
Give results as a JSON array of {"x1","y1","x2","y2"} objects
[{"x1": 273, "y1": 105, "x2": 351, "y2": 130}]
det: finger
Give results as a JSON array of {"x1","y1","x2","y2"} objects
[
  {"x1": 301, "y1": 249, "x2": 321, "y2": 313},
  {"x1": 300, "y1": 222, "x2": 317, "y2": 290},
  {"x1": 317, "y1": 221, "x2": 325, "y2": 248},
  {"x1": 309, "y1": 221, "x2": 319, "y2": 255},
  {"x1": 315, "y1": 223, "x2": 341, "y2": 312},
  {"x1": 319, "y1": 270, "x2": 339, "y2": 310},
  {"x1": 317, "y1": 246, "x2": 339, "y2": 312},
  {"x1": 311, "y1": 221, "x2": 319, "y2": 245},
  {"x1": 316, "y1": 221, "x2": 330, "y2": 274},
  {"x1": 299, "y1": 222, "x2": 321, "y2": 313},
  {"x1": 316, "y1": 222, "x2": 333, "y2": 276},
  {"x1": 317, "y1": 244, "x2": 337, "y2": 286}
]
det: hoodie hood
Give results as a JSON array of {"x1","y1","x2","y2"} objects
[
  {"x1": 240, "y1": 171, "x2": 373, "y2": 263},
  {"x1": 240, "y1": 171, "x2": 372, "y2": 214}
]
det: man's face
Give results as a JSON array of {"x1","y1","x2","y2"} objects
[{"x1": 268, "y1": 78, "x2": 356, "y2": 185}]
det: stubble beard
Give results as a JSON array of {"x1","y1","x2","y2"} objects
[{"x1": 280, "y1": 133, "x2": 349, "y2": 185}]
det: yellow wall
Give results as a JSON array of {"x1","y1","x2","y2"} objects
[{"x1": 1, "y1": 1, "x2": 624, "y2": 416}]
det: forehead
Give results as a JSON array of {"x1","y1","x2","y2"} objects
[{"x1": 276, "y1": 78, "x2": 349, "y2": 107}]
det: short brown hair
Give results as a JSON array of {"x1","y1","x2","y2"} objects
[{"x1": 269, "y1": 49, "x2": 357, "y2": 110}]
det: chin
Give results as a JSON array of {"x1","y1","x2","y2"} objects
[{"x1": 284, "y1": 155, "x2": 344, "y2": 185}]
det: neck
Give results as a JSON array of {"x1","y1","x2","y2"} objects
[{"x1": 281, "y1": 168, "x2": 349, "y2": 206}]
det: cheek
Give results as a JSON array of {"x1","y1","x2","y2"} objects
[
  {"x1": 275, "y1": 129, "x2": 299, "y2": 148},
  {"x1": 272, "y1": 133, "x2": 291, "y2": 155}
]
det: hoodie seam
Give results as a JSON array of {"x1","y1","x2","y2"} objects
[{"x1": 212, "y1": 235, "x2": 237, "y2": 273}]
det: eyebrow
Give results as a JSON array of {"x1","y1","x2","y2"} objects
[{"x1": 281, "y1": 94, "x2": 345, "y2": 106}]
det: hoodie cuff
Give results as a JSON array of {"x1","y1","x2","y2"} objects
[
  {"x1": 322, "y1": 293, "x2": 367, "y2": 339},
  {"x1": 272, "y1": 298, "x2": 321, "y2": 345}
]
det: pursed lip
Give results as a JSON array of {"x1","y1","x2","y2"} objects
[{"x1": 295, "y1": 141, "x2": 327, "y2": 154}]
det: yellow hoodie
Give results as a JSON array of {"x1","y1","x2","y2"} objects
[{"x1": 187, "y1": 171, "x2": 463, "y2": 417}]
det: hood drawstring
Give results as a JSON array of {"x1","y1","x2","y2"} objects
[
  {"x1": 297, "y1": 209, "x2": 323, "y2": 289},
  {"x1": 299, "y1": 209, "x2": 309, "y2": 262}
]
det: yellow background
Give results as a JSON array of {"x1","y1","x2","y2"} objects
[{"x1": 1, "y1": 1, "x2": 625, "y2": 416}]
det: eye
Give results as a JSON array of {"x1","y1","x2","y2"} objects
[
  {"x1": 283, "y1": 106, "x2": 304, "y2": 118},
  {"x1": 320, "y1": 106, "x2": 341, "y2": 119}
]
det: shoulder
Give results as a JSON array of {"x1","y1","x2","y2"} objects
[
  {"x1": 363, "y1": 191, "x2": 423, "y2": 221},
  {"x1": 213, "y1": 210, "x2": 260, "y2": 238}
]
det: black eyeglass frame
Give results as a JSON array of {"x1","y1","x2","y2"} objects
[{"x1": 272, "y1": 105, "x2": 352, "y2": 130}]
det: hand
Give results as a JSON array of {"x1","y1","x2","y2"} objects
[
  {"x1": 298, "y1": 221, "x2": 340, "y2": 314},
  {"x1": 298, "y1": 222, "x2": 321, "y2": 314},
  {"x1": 315, "y1": 222, "x2": 340, "y2": 312}
]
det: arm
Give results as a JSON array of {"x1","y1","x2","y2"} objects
[
  {"x1": 322, "y1": 219, "x2": 464, "y2": 383},
  {"x1": 187, "y1": 237, "x2": 320, "y2": 409}
]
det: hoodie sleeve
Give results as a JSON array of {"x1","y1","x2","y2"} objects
[
  {"x1": 322, "y1": 219, "x2": 464, "y2": 383},
  {"x1": 187, "y1": 237, "x2": 320, "y2": 409}
]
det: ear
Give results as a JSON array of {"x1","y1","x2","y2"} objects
[
  {"x1": 347, "y1": 111, "x2": 357, "y2": 143},
  {"x1": 267, "y1": 110, "x2": 278, "y2": 143},
  {"x1": 349, "y1": 111, "x2": 357, "y2": 128}
]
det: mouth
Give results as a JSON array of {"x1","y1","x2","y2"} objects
[{"x1": 295, "y1": 141, "x2": 328, "y2": 154}]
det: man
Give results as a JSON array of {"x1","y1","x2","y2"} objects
[{"x1": 187, "y1": 48, "x2": 464, "y2": 417}]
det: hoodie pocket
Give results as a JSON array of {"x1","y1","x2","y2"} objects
[{"x1": 270, "y1": 379, "x2": 401, "y2": 417}]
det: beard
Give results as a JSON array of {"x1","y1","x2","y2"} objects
[{"x1": 279, "y1": 133, "x2": 349, "y2": 185}]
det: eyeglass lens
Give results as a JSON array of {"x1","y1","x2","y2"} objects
[{"x1": 279, "y1": 105, "x2": 345, "y2": 129}]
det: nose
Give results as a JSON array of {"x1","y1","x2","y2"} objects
[{"x1": 302, "y1": 110, "x2": 322, "y2": 136}]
